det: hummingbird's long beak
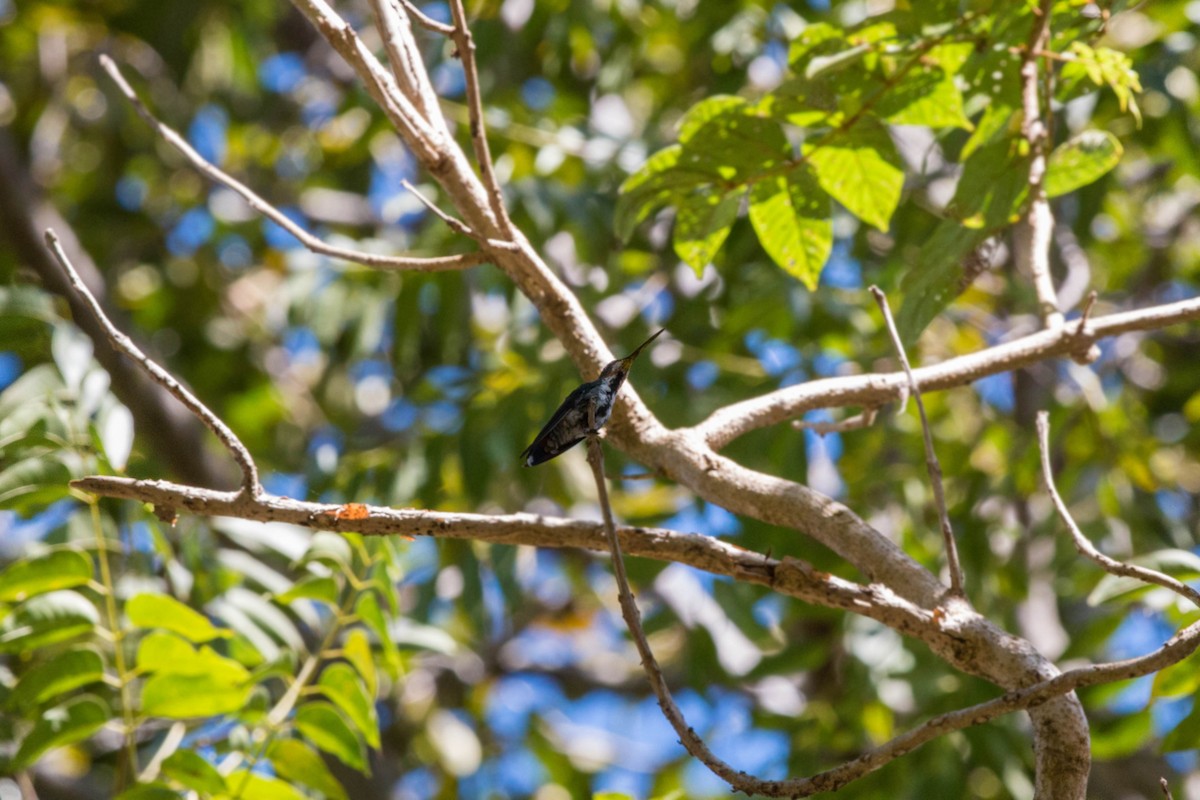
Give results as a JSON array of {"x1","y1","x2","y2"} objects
[{"x1": 621, "y1": 328, "x2": 666, "y2": 366}]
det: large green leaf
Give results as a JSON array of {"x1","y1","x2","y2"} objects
[
  {"x1": 268, "y1": 738, "x2": 349, "y2": 800},
  {"x1": 136, "y1": 631, "x2": 251, "y2": 684},
  {"x1": 805, "y1": 116, "x2": 903, "y2": 231},
  {"x1": 875, "y1": 68, "x2": 971, "y2": 129},
  {"x1": 275, "y1": 575, "x2": 340, "y2": 608},
  {"x1": 9, "y1": 648, "x2": 105, "y2": 712},
  {"x1": 673, "y1": 191, "x2": 741, "y2": 276},
  {"x1": 317, "y1": 662, "x2": 379, "y2": 748},
  {"x1": 1044, "y1": 130, "x2": 1122, "y2": 198},
  {"x1": 615, "y1": 145, "x2": 711, "y2": 241},
  {"x1": 0, "y1": 549, "x2": 93, "y2": 603},
  {"x1": 294, "y1": 702, "x2": 368, "y2": 772},
  {"x1": 0, "y1": 590, "x2": 99, "y2": 653},
  {"x1": 748, "y1": 168, "x2": 832, "y2": 290},
  {"x1": 13, "y1": 696, "x2": 109, "y2": 769},
  {"x1": 126, "y1": 593, "x2": 227, "y2": 642},
  {"x1": 140, "y1": 673, "x2": 251, "y2": 719}
]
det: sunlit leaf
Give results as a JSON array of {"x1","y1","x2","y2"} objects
[
  {"x1": 126, "y1": 593, "x2": 227, "y2": 642},
  {"x1": 1044, "y1": 130, "x2": 1122, "y2": 198},
  {"x1": 805, "y1": 116, "x2": 903, "y2": 231},
  {"x1": 268, "y1": 738, "x2": 349, "y2": 800},
  {"x1": 9, "y1": 648, "x2": 105, "y2": 712},
  {"x1": 0, "y1": 549, "x2": 92, "y2": 603},
  {"x1": 748, "y1": 168, "x2": 832, "y2": 290},
  {"x1": 0, "y1": 590, "x2": 99, "y2": 653},
  {"x1": 136, "y1": 631, "x2": 251, "y2": 684},
  {"x1": 225, "y1": 771, "x2": 308, "y2": 800},
  {"x1": 876, "y1": 69, "x2": 971, "y2": 129},
  {"x1": 276, "y1": 575, "x2": 340, "y2": 607},
  {"x1": 343, "y1": 628, "x2": 377, "y2": 697},
  {"x1": 318, "y1": 662, "x2": 379, "y2": 748},
  {"x1": 13, "y1": 696, "x2": 108, "y2": 769},
  {"x1": 141, "y1": 673, "x2": 251, "y2": 718},
  {"x1": 673, "y1": 191, "x2": 741, "y2": 275},
  {"x1": 294, "y1": 702, "x2": 367, "y2": 772}
]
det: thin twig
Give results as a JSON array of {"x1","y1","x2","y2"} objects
[
  {"x1": 1161, "y1": 777, "x2": 1175, "y2": 800},
  {"x1": 398, "y1": 0, "x2": 455, "y2": 34},
  {"x1": 1015, "y1": 0, "x2": 1064, "y2": 329},
  {"x1": 45, "y1": 229, "x2": 261, "y2": 494},
  {"x1": 1036, "y1": 412, "x2": 1200, "y2": 609},
  {"x1": 870, "y1": 286, "x2": 964, "y2": 595},
  {"x1": 1075, "y1": 290, "x2": 1098, "y2": 336},
  {"x1": 99, "y1": 56, "x2": 481, "y2": 272},
  {"x1": 695, "y1": 294, "x2": 1200, "y2": 450},
  {"x1": 446, "y1": 0, "x2": 510, "y2": 235},
  {"x1": 792, "y1": 407, "x2": 879, "y2": 435},
  {"x1": 584, "y1": 430, "x2": 755, "y2": 794},
  {"x1": 401, "y1": 179, "x2": 476, "y2": 238}
]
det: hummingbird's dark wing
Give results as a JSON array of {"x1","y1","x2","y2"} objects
[{"x1": 520, "y1": 382, "x2": 592, "y2": 466}]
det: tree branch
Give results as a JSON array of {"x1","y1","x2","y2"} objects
[
  {"x1": 870, "y1": 286, "x2": 964, "y2": 594},
  {"x1": 1014, "y1": 0, "x2": 1064, "y2": 329},
  {"x1": 1037, "y1": 412, "x2": 1200, "y2": 609},
  {"x1": 695, "y1": 295, "x2": 1200, "y2": 450},
  {"x1": 45, "y1": 230, "x2": 261, "y2": 494},
  {"x1": 369, "y1": 0, "x2": 444, "y2": 126},
  {"x1": 99, "y1": 55, "x2": 484, "y2": 273}
]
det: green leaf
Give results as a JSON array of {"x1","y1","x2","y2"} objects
[
  {"x1": 1044, "y1": 130, "x2": 1122, "y2": 198},
  {"x1": 615, "y1": 145, "x2": 709, "y2": 241},
  {"x1": 353, "y1": 592, "x2": 399, "y2": 671},
  {"x1": 136, "y1": 631, "x2": 251, "y2": 684},
  {"x1": 318, "y1": 663, "x2": 379, "y2": 749},
  {"x1": 748, "y1": 168, "x2": 832, "y2": 290},
  {"x1": 0, "y1": 454, "x2": 73, "y2": 513},
  {"x1": 225, "y1": 771, "x2": 308, "y2": 800},
  {"x1": 140, "y1": 673, "x2": 252, "y2": 719},
  {"x1": 276, "y1": 575, "x2": 340, "y2": 608},
  {"x1": 343, "y1": 629, "x2": 377, "y2": 697},
  {"x1": 0, "y1": 590, "x2": 99, "y2": 653},
  {"x1": 787, "y1": 22, "x2": 847, "y2": 70},
  {"x1": 680, "y1": 101, "x2": 790, "y2": 180},
  {"x1": 1088, "y1": 549, "x2": 1200, "y2": 606},
  {"x1": 805, "y1": 116, "x2": 903, "y2": 231},
  {"x1": 677, "y1": 95, "x2": 748, "y2": 142},
  {"x1": 0, "y1": 549, "x2": 93, "y2": 603},
  {"x1": 294, "y1": 702, "x2": 368, "y2": 772},
  {"x1": 13, "y1": 696, "x2": 108, "y2": 769},
  {"x1": 896, "y1": 221, "x2": 993, "y2": 343},
  {"x1": 876, "y1": 69, "x2": 971, "y2": 129},
  {"x1": 160, "y1": 749, "x2": 227, "y2": 795},
  {"x1": 672, "y1": 191, "x2": 741, "y2": 275},
  {"x1": 9, "y1": 648, "x2": 105, "y2": 712},
  {"x1": 126, "y1": 593, "x2": 227, "y2": 642},
  {"x1": 267, "y1": 738, "x2": 349, "y2": 800}
]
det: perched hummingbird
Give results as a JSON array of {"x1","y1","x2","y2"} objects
[{"x1": 521, "y1": 328, "x2": 665, "y2": 466}]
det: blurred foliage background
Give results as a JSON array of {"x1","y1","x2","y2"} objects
[{"x1": 1, "y1": 0, "x2": 1200, "y2": 798}]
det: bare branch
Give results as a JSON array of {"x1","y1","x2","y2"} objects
[
  {"x1": 45, "y1": 230, "x2": 261, "y2": 494},
  {"x1": 1036, "y1": 412, "x2": 1200, "y2": 609},
  {"x1": 369, "y1": 0, "x2": 444, "y2": 124},
  {"x1": 1162, "y1": 777, "x2": 1175, "y2": 800},
  {"x1": 99, "y1": 56, "x2": 483, "y2": 273},
  {"x1": 446, "y1": 0, "x2": 511, "y2": 235},
  {"x1": 398, "y1": 0, "x2": 455, "y2": 35},
  {"x1": 870, "y1": 286, "x2": 964, "y2": 595},
  {"x1": 401, "y1": 179, "x2": 476, "y2": 238},
  {"x1": 71, "y1": 473, "x2": 941, "y2": 639},
  {"x1": 792, "y1": 407, "x2": 879, "y2": 435},
  {"x1": 1014, "y1": 0, "x2": 1064, "y2": 329},
  {"x1": 695, "y1": 295, "x2": 1200, "y2": 450},
  {"x1": 584, "y1": 431, "x2": 756, "y2": 793}
]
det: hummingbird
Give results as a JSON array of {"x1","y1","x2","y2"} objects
[{"x1": 521, "y1": 328, "x2": 665, "y2": 466}]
